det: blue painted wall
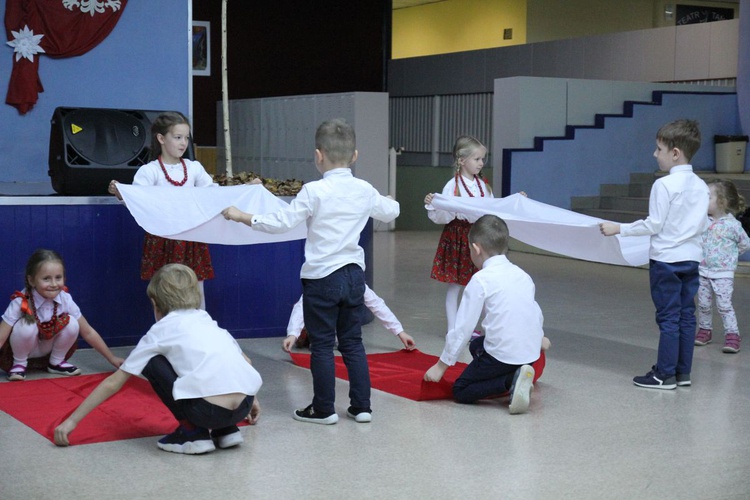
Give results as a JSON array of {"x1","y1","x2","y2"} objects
[
  {"x1": 504, "y1": 92, "x2": 740, "y2": 208},
  {"x1": 0, "y1": 201, "x2": 307, "y2": 347},
  {"x1": 0, "y1": 0, "x2": 190, "y2": 183}
]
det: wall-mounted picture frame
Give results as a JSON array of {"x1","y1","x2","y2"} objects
[{"x1": 192, "y1": 21, "x2": 210, "y2": 76}]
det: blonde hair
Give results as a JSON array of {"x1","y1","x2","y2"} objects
[
  {"x1": 451, "y1": 135, "x2": 492, "y2": 196},
  {"x1": 147, "y1": 263, "x2": 201, "y2": 315},
  {"x1": 452, "y1": 135, "x2": 486, "y2": 170},
  {"x1": 708, "y1": 179, "x2": 746, "y2": 216}
]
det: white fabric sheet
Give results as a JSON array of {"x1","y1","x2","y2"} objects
[
  {"x1": 430, "y1": 193, "x2": 650, "y2": 267},
  {"x1": 117, "y1": 184, "x2": 307, "y2": 245}
]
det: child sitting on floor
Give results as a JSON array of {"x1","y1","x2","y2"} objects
[
  {"x1": 54, "y1": 264, "x2": 261, "y2": 454},
  {"x1": 424, "y1": 215, "x2": 544, "y2": 414}
]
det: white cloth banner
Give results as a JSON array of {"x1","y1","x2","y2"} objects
[
  {"x1": 430, "y1": 193, "x2": 650, "y2": 267},
  {"x1": 117, "y1": 184, "x2": 307, "y2": 245}
]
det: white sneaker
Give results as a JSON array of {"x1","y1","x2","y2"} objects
[
  {"x1": 211, "y1": 426, "x2": 244, "y2": 449},
  {"x1": 508, "y1": 365, "x2": 534, "y2": 415},
  {"x1": 346, "y1": 406, "x2": 372, "y2": 423}
]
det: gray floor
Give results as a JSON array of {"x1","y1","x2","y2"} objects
[{"x1": 2, "y1": 231, "x2": 749, "y2": 499}]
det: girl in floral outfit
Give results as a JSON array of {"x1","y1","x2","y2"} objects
[{"x1": 695, "y1": 179, "x2": 750, "y2": 353}]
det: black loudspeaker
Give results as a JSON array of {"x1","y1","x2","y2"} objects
[{"x1": 48, "y1": 107, "x2": 195, "y2": 196}]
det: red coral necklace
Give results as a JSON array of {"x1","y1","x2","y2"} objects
[
  {"x1": 158, "y1": 156, "x2": 188, "y2": 186},
  {"x1": 458, "y1": 173, "x2": 484, "y2": 197}
]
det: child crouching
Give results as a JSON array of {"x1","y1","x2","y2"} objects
[
  {"x1": 54, "y1": 264, "x2": 261, "y2": 454},
  {"x1": 424, "y1": 215, "x2": 544, "y2": 414}
]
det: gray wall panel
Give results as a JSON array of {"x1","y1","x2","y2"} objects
[
  {"x1": 389, "y1": 20, "x2": 739, "y2": 97},
  {"x1": 675, "y1": 23, "x2": 711, "y2": 81}
]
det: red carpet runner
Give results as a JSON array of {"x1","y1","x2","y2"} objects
[
  {"x1": 0, "y1": 373, "x2": 178, "y2": 446},
  {"x1": 289, "y1": 349, "x2": 545, "y2": 401}
]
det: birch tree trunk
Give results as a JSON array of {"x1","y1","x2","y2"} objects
[{"x1": 221, "y1": 0, "x2": 232, "y2": 176}]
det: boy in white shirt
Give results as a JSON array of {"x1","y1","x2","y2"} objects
[
  {"x1": 600, "y1": 119, "x2": 709, "y2": 390},
  {"x1": 53, "y1": 264, "x2": 262, "y2": 454},
  {"x1": 222, "y1": 118, "x2": 399, "y2": 424},
  {"x1": 424, "y1": 214, "x2": 544, "y2": 415}
]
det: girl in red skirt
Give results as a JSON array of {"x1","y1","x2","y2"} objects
[
  {"x1": 109, "y1": 112, "x2": 215, "y2": 308},
  {"x1": 424, "y1": 136, "x2": 493, "y2": 334}
]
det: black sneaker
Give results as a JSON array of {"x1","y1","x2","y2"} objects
[
  {"x1": 47, "y1": 362, "x2": 81, "y2": 376},
  {"x1": 293, "y1": 404, "x2": 338, "y2": 425},
  {"x1": 633, "y1": 367, "x2": 676, "y2": 390},
  {"x1": 346, "y1": 406, "x2": 372, "y2": 423},
  {"x1": 508, "y1": 365, "x2": 535, "y2": 415},
  {"x1": 211, "y1": 425, "x2": 243, "y2": 449},
  {"x1": 676, "y1": 373, "x2": 691, "y2": 387},
  {"x1": 157, "y1": 425, "x2": 215, "y2": 454}
]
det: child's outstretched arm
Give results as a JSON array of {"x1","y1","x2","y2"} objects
[
  {"x1": 397, "y1": 332, "x2": 416, "y2": 350},
  {"x1": 282, "y1": 296, "x2": 304, "y2": 352},
  {"x1": 599, "y1": 222, "x2": 621, "y2": 236},
  {"x1": 108, "y1": 180, "x2": 123, "y2": 200},
  {"x1": 222, "y1": 206, "x2": 253, "y2": 227},
  {"x1": 54, "y1": 369, "x2": 131, "y2": 446},
  {"x1": 241, "y1": 352, "x2": 261, "y2": 425},
  {"x1": 77, "y1": 316, "x2": 125, "y2": 368},
  {"x1": 424, "y1": 360, "x2": 449, "y2": 382},
  {"x1": 363, "y1": 286, "x2": 415, "y2": 349}
]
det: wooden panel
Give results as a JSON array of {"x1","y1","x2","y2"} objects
[{"x1": 195, "y1": 146, "x2": 218, "y2": 175}]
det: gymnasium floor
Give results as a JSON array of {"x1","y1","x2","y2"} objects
[{"x1": 1, "y1": 230, "x2": 748, "y2": 499}]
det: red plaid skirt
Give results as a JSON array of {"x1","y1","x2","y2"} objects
[
  {"x1": 140, "y1": 233, "x2": 215, "y2": 281},
  {"x1": 430, "y1": 219, "x2": 477, "y2": 286}
]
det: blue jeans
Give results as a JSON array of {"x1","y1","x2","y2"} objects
[
  {"x1": 302, "y1": 264, "x2": 369, "y2": 413},
  {"x1": 649, "y1": 260, "x2": 700, "y2": 377},
  {"x1": 452, "y1": 336, "x2": 521, "y2": 404},
  {"x1": 142, "y1": 355, "x2": 252, "y2": 430}
]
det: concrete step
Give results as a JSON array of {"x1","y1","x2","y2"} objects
[
  {"x1": 600, "y1": 196, "x2": 649, "y2": 212},
  {"x1": 571, "y1": 195, "x2": 599, "y2": 210}
]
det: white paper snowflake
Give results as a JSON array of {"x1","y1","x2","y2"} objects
[{"x1": 6, "y1": 25, "x2": 45, "y2": 62}]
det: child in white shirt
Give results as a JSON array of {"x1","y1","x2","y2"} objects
[
  {"x1": 54, "y1": 264, "x2": 262, "y2": 454},
  {"x1": 424, "y1": 214, "x2": 544, "y2": 415}
]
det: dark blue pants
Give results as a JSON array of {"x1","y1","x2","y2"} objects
[
  {"x1": 302, "y1": 264, "x2": 369, "y2": 414},
  {"x1": 142, "y1": 355, "x2": 252, "y2": 430},
  {"x1": 649, "y1": 260, "x2": 700, "y2": 377},
  {"x1": 452, "y1": 336, "x2": 521, "y2": 404}
]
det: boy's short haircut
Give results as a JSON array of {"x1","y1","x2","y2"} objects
[
  {"x1": 469, "y1": 214, "x2": 509, "y2": 256},
  {"x1": 147, "y1": 263, "x2": 202, "y2": 315},
  {"x1": 656, "y1": 119, "x2": 701, "y2": 161},
  {"x1": 315, "y1": 118, "x2": 356, "y2": 164}
]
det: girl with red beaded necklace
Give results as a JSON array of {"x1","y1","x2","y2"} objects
[
  {"x1": 108, "y1": 112, "x2": 216, "y2": 308},
  {"x1": 0, "y1": 249, "x2": 124, "y2": 381},
  {"x1": 424, "y1": 135, "x2": 493, "y2": 335}
]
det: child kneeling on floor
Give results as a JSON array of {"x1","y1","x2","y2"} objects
[
  {"x1": 54, "y1": 264, "x2": 262, "y2": 454},
  {"x1": 424, "y1": 214, "x2": 544, "y2": 414}
]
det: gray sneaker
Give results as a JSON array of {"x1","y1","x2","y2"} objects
[{"x1": 676, "y1": 373, "x2": 691, "y2": 387}]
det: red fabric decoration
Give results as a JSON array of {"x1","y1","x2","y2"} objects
[
  {"x1": 0, "y1": 372, "x2": 247, "y2": 446},
  {"x1": 289, "y1": 349, "x2": 546, "y2": 402},
  {"x1": 4, "y1": 0, "x2": 128, "y2": 114}
]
